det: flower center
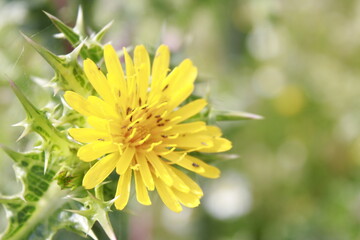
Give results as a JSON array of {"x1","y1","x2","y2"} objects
[{"x1": 117, "y1": 101, "x2": 171, "y2": 149}]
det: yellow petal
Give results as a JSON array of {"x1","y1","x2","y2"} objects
[
  {"x1": 104, "y1": 45, "x2": 128, "y2": 114},
  {"x1": 65, "y1": 91, "x2": 115, "y2": 119},
  {"x1": 162, "y1": 164, "x2": 190, "y2": 193},
  {"x1": 148, "y1": 66, "x2": 179, "y2": 104},
  {"x1": 104, "y1": 44, "x2": 127, "y2": 93},
  {"x1": 123, "y1": 47, "x2": 135, "y2": 77},
  {"x1": 164, "y1": 152, "x2": 220, "y2": 178},
  {"x1": 116, "y1": 147, "x2": 135, "y2": 174},
  {"x1": 114, "y1": 168, "x2": 132, "y2": 210},
  {"x1": 77, "y1": 141, "x2": 118, "y2": 162},
  {"x1": 136, "y1": 152, "x2": 155, "y2": 190},
  {"x1": 164, "y1": 59, "x2": 197, "y2": 110},
  {"x1": 69, "y1": 128, "x2": 109, "y2": 143},
  {"x1": 83, "y1": 59, "x2": 115, "y2": 104},
  {"x1": 64, "y1": 91, "x2": 92, "y2": 116},
  {"x1": 123, "y1": 48, "x2": 136, "y2": 98},
  {"x1": 134, "y1": 170, "x2": 151, "y2": 205},
  {"x1": 82, "y1": 153, "x2": 118, "y2": 189},
  {"x1": 168, "y1": 85, "x2": 194, "y2": 111},
  {"x1": 153, "y1": 146, "x2": 176, "y2": 156},
  {"x1": 164, "y1": 152, "x2": 205, "y2": 174},
  {"x1": 172, "y1": 188, "x2": 200, "y2": 208},
  {"x1": 146, "y1": 152, "x2": 173, "y2": 186},
  {"x1": 168, "y1": 59, "x2": 197, "y2": 90},
  {"x1": 87, "y1": 116, "x2": 109, "y2": 131},
  {"x1": 206, "y1": 126, "x2": 222, "y2": 137},
  {"x1": 107, "y1": 120, "x2": 124, "y2": 135},
  {"x1": 183, "y1": 154, "x2": 220, "y2": 178},
  {"x1": 165, "y1": 134, "x2": 214, "y2": 150},
  {"x1": 134, "y1": 45, "x2": 150, "y2": 102},
  {"x1": 171, "y1": 168, "x2": 203, "y2": 197},
  {"x1": 199, "y1": 138, "x2": 232, "y2": 153},
  {"x1": 169, "y1": 99, "x2": 207, "y2": 124},
  {"x1": 87, "y1": 96, "x2": 119, "y2": 119},
  {"x1": 165, "y1": 121, "x2": 206, "y2": 135},
  {"x1": 155, "y1": 177, "x2": 182, "y2": 212},
  {"x1": 151, "y1": 45, "x2": 170, "y2": 92}
]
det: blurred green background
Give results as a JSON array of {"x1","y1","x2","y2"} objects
[{"x1": 2, "y1": 0, "x2": 360, "y2": 239}]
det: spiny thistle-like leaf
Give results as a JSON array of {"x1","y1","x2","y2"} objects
[
  {"x1": 44, "y1": 11, "x2": 81, "y2": 46},
  {"x1": 83, "y1": 21, "x2": 113, "y2": 62},
  {"x1": 32, "y1": 76, "x2": 59, "y2": 94},
  {"x1": 73, "y1": 6, "x2": 86, "y2": 37},
  {"x1": 0, "y1": 146, "x2": 103, "y2": 240},
  {"x1": 46, "y1": 6, "x2": 112, "y2": 63},
  {"x1": 0, "y1": 146, "x2": 66, "y2": 240},
  {"x1": 10, "y1": 81, "x2": 72, "y2": 152},
  {"x1": 93, "y1": 20, "x2": 114, "y2": 43},
  {"x1": 21, "y1": 33, "x2": 91, "y2": 95}
]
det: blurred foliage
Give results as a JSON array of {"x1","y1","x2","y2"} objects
[{"x1": 1, "y1": 0, "x2": 360, "y2": 239}]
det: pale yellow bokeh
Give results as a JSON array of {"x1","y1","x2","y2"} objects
[{"x1": 273, "y1": 85, "x2": 305, "y2": 116}]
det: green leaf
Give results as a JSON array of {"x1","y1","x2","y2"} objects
[
  {"x1": 0, "y1": 146, "x2": 109, "y2": 240},
  {"x1": 0, "y1": 146, "x2": 65, "y2": 240}
]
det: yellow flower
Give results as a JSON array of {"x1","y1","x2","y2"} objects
[{"x1": 64, "y1": 44, "x2": 232, "y2": 212}]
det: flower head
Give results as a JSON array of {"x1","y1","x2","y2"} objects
[{"x1": 64, "y1": 44, "x2": 232, "y2": 212}]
